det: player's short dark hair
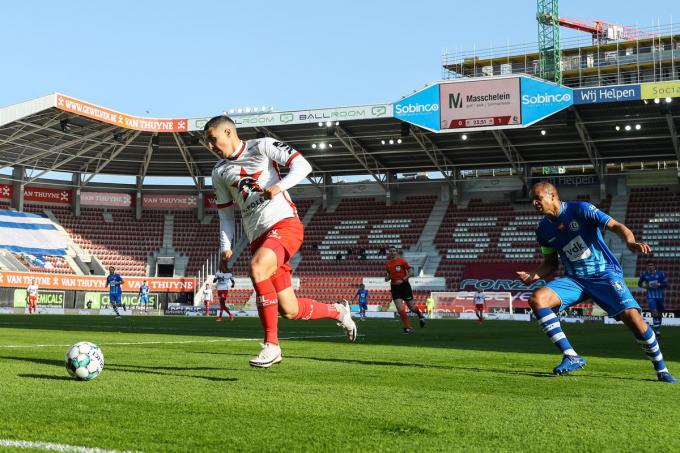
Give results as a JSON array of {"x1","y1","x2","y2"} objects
[
  {"x1": 203, "y1": 115, "x2": 235, "y2": 132},
  {"x1": 532, "y1": 181, "x2": 558, "y2": 196},
  {"x1": 647, "y1": 260, "x2": 655, "y2": 265}
]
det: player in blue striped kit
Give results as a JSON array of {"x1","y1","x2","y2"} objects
[
  {"x1": 352, "y1": 284, "x2": 369, "y2": 321},
  {"x1": 105, "y1": 266, "x2": 124, "y2": 318},
  {"x1": 638, "y1": 261, "x2": 668, "y2": 336},
  {"x1": 517, "y1": 182, "x2": 676, "y2": 383}
]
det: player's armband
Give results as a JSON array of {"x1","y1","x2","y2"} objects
[{"x1": 541, "y1": 246, "x2": 556, "y2": 255}]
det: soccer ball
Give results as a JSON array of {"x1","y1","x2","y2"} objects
[{"x1": 65, "y1": 341, "x2": 104, "y2": 381}]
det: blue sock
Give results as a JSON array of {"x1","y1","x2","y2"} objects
[
  {"x1": 636, "y1": 325, "x2": 668, "y2": 374},
  {"x1": 111, "y1": 304, "x2": 120, "y2": 315},
  {"x1": 535, "y1": 307, "x2": 577, "y2": 357},
  {"x1": 653, "y1": 317, "x2": 662, "y2": 333}
]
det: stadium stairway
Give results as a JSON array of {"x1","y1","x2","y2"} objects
[
  {"x1": 415, "y1": 195, "x2": 450, "y2": 276},
  {"x1": 147, "y1": 214, "x2": 189, "y2": 276},
  {"x1": 0, "y1": 250, "x2": 28, "y2": 271},
  {"x1": 606, "y1": 192, "x2": 637, "y2": 275}
]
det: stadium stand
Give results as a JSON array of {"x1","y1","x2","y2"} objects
[
  {"x1": 51, "y1": 206, "x2": 164, "y2": 276},
  {"x1": 229, "y1": 198, "x2": 315, "y2": 276},
  {"x1": 296, "y1": 196, "x2": 436, "y2": 276},
  {"x1": 173, "y1": 210, "x2": 222, "y2": 277},
  {"x1": 287, "y1": 196, "x2": 436, "y2": 307},
  {"x1": 434, "y1": 195, "x2": 612, "y2": 290},
  {"x1": 627, "y1": 187, "x2": 680, "y2": 309}
]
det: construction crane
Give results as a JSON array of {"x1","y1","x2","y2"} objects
[
  {"x1": 537, "y1": 0, "x2": 657, "y2": 84},
  {"x1": 558, "y1": 17, "x2": 656, "y2": 45},
  {"x1": 537, "y1": 0, "x2": 562, "y2": 84}
]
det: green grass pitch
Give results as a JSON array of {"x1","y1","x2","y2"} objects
[{"x1": 0, "y1": 314, "x2": 677, "y2": 452}]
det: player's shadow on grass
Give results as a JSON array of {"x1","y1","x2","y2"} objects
[
  {"x1": 17, "y1": 373, "x2": 73, "y2": 381},
  {"x1": 0, "y1": 356, "x2": 63, "y2": 367},
  {"x1": 107, "y1": 365, "x2": 238, "y2": 382},
  {"x1": 285, "y1": 355, "x2": 555, "y2": 378},
  {"x1": 282, "y1": 355, "x2": 658, "y2": 382},
  {"x1": 0, "y1": 356, "x2": 238, "y2": 383}
]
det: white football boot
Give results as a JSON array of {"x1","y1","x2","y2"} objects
[
  {"x1": 335, "y1": 299, "x2": 358, "y2": 342},
  {"x1": 249, "y1": 343, "x2": 282, "y2": 368}
]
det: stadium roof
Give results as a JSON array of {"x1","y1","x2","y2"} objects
[{"x1": 0, "y1": 91, "x2": 678, "y2": 187}]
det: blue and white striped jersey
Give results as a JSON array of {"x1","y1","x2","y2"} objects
[
  {"x1": 536, "y1": 201, "x2": 621, "y2": 278},
  {"x1": 638, "y1": 271, "x2": 667, "y2": 300}
]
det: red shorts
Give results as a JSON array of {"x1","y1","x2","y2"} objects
[
  {"x1": 28, "y1": 295, "x2": 37, "y2": 305},
  {"x1": 217, "y1": 290, "x2": 229, "y2": 299},
  {"x1": 250, "y1": 217, "x2": 303, "y2": 291},
  {"x1": 475, "y1": 304, "x2": 485, "y2": 310}
]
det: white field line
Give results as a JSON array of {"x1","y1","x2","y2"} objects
[
  {"x1": 0, "y1": 438, "x2": 140, "y2": 453},
  {"x1": 0, "y1": 334, "x2": 347, "y2": 349}
]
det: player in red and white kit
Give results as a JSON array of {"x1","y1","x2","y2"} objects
[
  {"x1": 214, "y1": 265, "x2": 235, "y2": 321},
  {"x1": 201, "y1": 283, "x2": 213, "y2": 316},
  {"x1": 473, "y1": 289, "x2": 486, "y2": 324},
  {"x1": 27, "y1": 279, "x2": 39, "y2": 314},
  {"x1": 205, "y1": 115, "x2": 357, "y2": 368}
]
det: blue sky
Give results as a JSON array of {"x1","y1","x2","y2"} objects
[{"x1": 1, "y1": 1, "x2": 676, "y2": 118}]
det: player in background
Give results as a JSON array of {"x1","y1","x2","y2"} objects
[
  {"x1": 517, "y1": 182, "x2": 676, "y2": 383},
  {"x1": 202, "y1": 283, "x2": 214, "y2": 317},
  {"x1": 214, "y1": 264, "x2": 236, "y2": 321},
  {"x1": 425, "y1": 295, "x2": 435, "y2": 319},
  {"x1": 473, "y1": 289, "x2": 485, "y2": 324},
  {"x1": 352, "y1": 283, "x2": 369, "y2": 321},
  {"x1": 385, "y1": 247, "x2": 425, "y2": 334},
  {"x1": 105, "y1": 267, "x2": 124, "y2": 318},
  {"x1": 26, "y1": 279, "x2": 38, "y2": 314},
  {"x1": 205, "y1": 115, "x2": 356, "y2": 368},
  {"x1": 139, "y1": 280, "x2": 150, "y2": 312},
  {"x1": 638, "y1": 260, "x2": 668, "y2": 336}
]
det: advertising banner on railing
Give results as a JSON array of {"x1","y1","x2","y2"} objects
[
  {"x1": 393, "y1": 84, "x2": 441, "y2": 132},
  {"x1": 520, "y1": 76, "x2": 573, "y2": 125},
  {"x1": 439, "y1": 77, "x2": 521, "y2": 131},
  {"x1": 640, "y1": 80, "x2": 680, "y2": 100},
  {"x1": 0, "y1": 184, "x2": 12, "y2": 200},
  {"x1": 55, "y1": 94, "x2": 188, "y2": 132},
  {"x1": 24, "y1": 186, "x2": 71, "y2": 204},
  {"x1": 0, "y1": 272, "x2": 196, "y2": 292},
  {"x1": 81, "y1": 191, "x2": 132, "y2": 207},
  {"x1": 142, "y1": 194, "x2": 197, "y2": 209},
  {"x1": 573, "y1": 84, "x2": 641, "y2": 104},
  {"x1": 204, "y1": 193, "x2": 217, "y2": 209},
  {"x1": 188, "y1": 104, "x2": 392, "y2": 131},
  {"x1": 13, "y1": 288, "x2": 65, "y2": 314},
  {"x1": 459, "y1": 262, "x2": 548, "y2": 307}
]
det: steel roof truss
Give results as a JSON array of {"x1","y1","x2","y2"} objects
[{"x1": 81, "y1": 131, "x2": 142, "y2": 186}]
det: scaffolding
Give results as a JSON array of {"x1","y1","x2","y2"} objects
[{"x1": 442, "y1": 22, "x2": 680, "y2": 88}]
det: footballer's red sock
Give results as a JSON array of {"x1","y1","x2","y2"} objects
[
  {"x1": 254, "y1": 279, "x2": 279, "y2": 345},
  {"x1": 399, "y1": 308, "x2": 411, "y2": 328},
  {"x1": 294, "y1": 298, "x2": 341, "y2": 320}
]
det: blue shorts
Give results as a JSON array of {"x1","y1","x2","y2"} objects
[
  {"x1": 546, "y1": 274, "x2": 640, "y2": 318},
  {"x1": 359, "y1": 302, "x2": 368, "y2": 310},
  {"x1": 109, "y1": 293, "x2": 121, "y2": 305},
  {"x1": 647, "y1": 298, "x2": 665, "y2": 312},
  {"x1": 140, "y1": 295, "x2": 150, "y2": 304}
]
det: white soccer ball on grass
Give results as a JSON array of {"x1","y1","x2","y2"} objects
[{"x1": 65, "y1": 341, "x2": 104, "y2": 381}]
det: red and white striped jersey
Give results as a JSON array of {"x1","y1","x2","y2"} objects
[{"x1": 212, "y1": 137, "x2": 310, "y2": 247}]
